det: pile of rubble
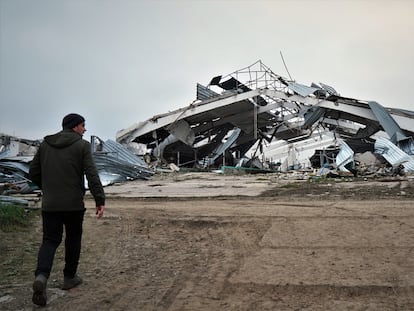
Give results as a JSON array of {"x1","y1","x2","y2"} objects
[
  {"x1": 0, "y1": 134, "x2": 153, "y2": 203},
  {"x1": 116, "y1": 61, "x2": 414, "y2": 176}
]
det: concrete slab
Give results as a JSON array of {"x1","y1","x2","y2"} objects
[{"x1": 104, "y1": 172, "x2": 276, "y2": 197}]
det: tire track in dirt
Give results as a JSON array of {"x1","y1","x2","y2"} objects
[
  {"x1": 153, "y1": 217, "x2": 273, "y2": 310},
  {"x1": 56, "y1": 209, "x2": 142, "y2": 310},
  {"x1": 154, "y1": 218, "x2": 233, "y2": 310},
  {"x1": 95, "y1": 210, "x2": 139, "y2": 310},
  {"x1": 222, "y1": 202, "x2": 414, "y2": 311},
  {"x1": 4, "y1": 198, "x2": 413, "y2": 310},
  {"x1": 219, "y1": 283, "x2": 414, "y2": 310}
]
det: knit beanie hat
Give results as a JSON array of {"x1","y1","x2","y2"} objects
[{"x1": 62, "y1": 113, "x2": 85, "y2": 129}]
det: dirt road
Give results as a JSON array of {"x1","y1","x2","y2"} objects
[{"x1": 1, "y1": 173, "x2": 414, "y2": 310}]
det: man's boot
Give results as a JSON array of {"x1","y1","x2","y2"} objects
[
  {"x1": 62, "y1": 275, "x2": 83, "y2": 290},
  {"x1": 32, "y1": 274, "x2": 47, "y2": 306}
]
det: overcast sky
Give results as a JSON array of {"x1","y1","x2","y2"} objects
[{"x1": 1, "y1": 0, "x2": 413, "y2": 141}]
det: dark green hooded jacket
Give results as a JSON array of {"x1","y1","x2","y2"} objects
[{"x1": 29, "y1": 129, "x2": 105, "y2": 212}]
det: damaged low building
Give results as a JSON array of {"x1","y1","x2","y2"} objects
[{"x1": 116, "y1": 60, "x2": 414, "y2": 174}]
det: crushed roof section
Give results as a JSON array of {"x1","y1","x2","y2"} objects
[{"x1": 116, "y1": 60, "x2": 414, "y2": 171}]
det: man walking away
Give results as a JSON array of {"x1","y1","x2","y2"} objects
[{"x1": 29, "y1": 113, "x2": 105, "y2": 306}]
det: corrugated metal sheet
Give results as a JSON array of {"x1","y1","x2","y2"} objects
[
  {"x1": 0, "y1": 195, "x2": 29, "y2": 206},
  {"x1": 201, "y1": 128, "x2": 241, "y2": 167},
  {"x1": 0, "y1": 157, "x2": 37, "y2": 194},
  {"x1": 287, "y1": 82, "x2": 318, "y2": 97},
  {"x1": 375, "y1": 136, "x2": 414, "y2": 172},
  {"x1": 368, "y1": 101, "x2": 408, "y2": 145},
  {"x1": 304, "y1": 106, "x2": 325, "y2": 128},
  {"x1": 0, "y1": 160, "x2": 30, "y2": 174},
  {"x1": 92, "y1": 138, "x2": 154, "y2": 185},
  {"x1": 93, "y1": 153, "x2": 153, "y2": 180},
  {"x1": 99, "y1": 139, "x2": 149, "y2": 167},
  {"x1": 319, "y1": 82, "x2": 338, "y2": 95},
  {"x1": 398, "y1": 137, "x2": 414, "y2": 155},
  {"x1": 197, "y1": 83, "x2": 219, "y2": 100},
  {"x1": 336, "y1": 142, "x2": 354, "y2": 171}
]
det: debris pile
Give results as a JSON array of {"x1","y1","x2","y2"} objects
[
  {"x1": 116, "y1": 60, "x2": 414, "y2": 176},
  {"x1": 0, "y1": 134, "x2": 154, "y2": 202},
  {"x1": 0, "y1": 135, "x2": 40, "y2": 197},
  {"x1": 90, "y1": 136, "x2": 153, "y2": 186}
]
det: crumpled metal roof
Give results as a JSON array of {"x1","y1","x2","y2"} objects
[
  {"x1": 336, "y1": 142, "x2": 354, "y2": 172},
  {"x1": 116, "y1": 60, "x2": 414, "y2": 171},
  {"x1": 374, "y1": 136, "x2": 414, "y2": 172},
  {"x1": 0, "y1": 195, "x2": 29, "y2": 206},
  {"x1": 91, "y1": 136, "x2": 153, "y2": 186},
  {"x1": 1, "y1": 135, "x2": 154, "y2": 194},
  {"x1": 0, "y1": 157, "x2": 36, "y2": 194}
]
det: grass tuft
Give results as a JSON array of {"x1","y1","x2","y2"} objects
[{"x1": 0, "y1": 203, "x2": 31, "y2": 231}]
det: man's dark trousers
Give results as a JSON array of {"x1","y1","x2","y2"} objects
[{"x1": 35, "y1": 210, "x2": 85, "y2": 279}]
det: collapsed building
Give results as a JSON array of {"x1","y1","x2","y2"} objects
[{"x1": 116, "y1": 60, "x2": 414, "y2": 175}]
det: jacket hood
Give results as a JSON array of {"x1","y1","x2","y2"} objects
[{"x1": 44, "y1": 129, "x2": 82, "y2": 149}]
